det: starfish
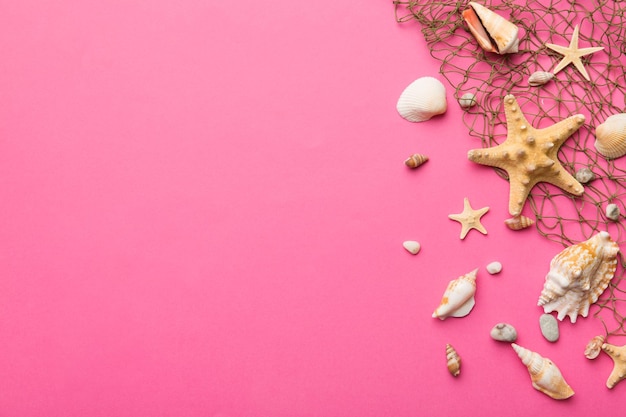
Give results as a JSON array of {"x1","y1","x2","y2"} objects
[
  {"x1": 545, "y1": 25, "x2": 604, "y2": 82},
  {"x1": 448, "y1": 197, "x2": 489, "y2": 239},
  {"x1": 601, "y1": 343, "x2": 626, "y2": 389},
  {"x1": 467, "y1": 95, "x2": 585, "y2": 216}
]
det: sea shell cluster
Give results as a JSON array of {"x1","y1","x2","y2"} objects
[
  {"x1": 595, "y1": 113, "x2": 626, "y2": 159},
  {"x1": 396, "y1": 77, "x2": 447, "y2": 122},
  {"x1": 512, "y1": 344, "x2": 574, "y2": 399},
  {"x1": 538, "y1": 231, "x2": 620, "y2": 323},
  {"x1": 432, "y1": 269, "x2": 478, "y2": 320},
  {"x1": 462, "y1": 2, "x2": 519, "y2": 54}
]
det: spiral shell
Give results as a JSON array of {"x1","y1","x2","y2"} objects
[
  {"x1": 432, "y1": 269, "x2": 478, "y2": 320},
  {"x1": 584, "y1": 335, "x2": 605, "y2": 359},
  {"x1": 504, "y1": 215, "x2": 535, "y2": 230},
  {"x1": 396, "y1": 77, "x2": 447, "y2": 122},
  {"x1": 512, "y1": 343, "x2": 574, "y2": 400},
  {"x1": 462, "y1": 2, "x2": 519, "y2": 54},
  {"x1": 528, "y1": 71, "x2": 554, "y2": 87},
  {"x1": 595, "y1": 113, "x2": 626, "y2": 159},
  {"x1": 446, "y1": 343, "x2": 461, "y2": 377},
  {"x1": 404, "y1": 154, "x2": 429, "y2": 169}
]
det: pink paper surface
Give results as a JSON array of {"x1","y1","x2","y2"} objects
[{"x1": 0, "y1": 1, "x2": 622, "y2": 416}]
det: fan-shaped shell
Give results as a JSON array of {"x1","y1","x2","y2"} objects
[
  {"x1": 584, "y1": 335, "x2": 605, "y2": 359},
  {"x1": 396, "y1": 77, "x2": 447, "y2": 123},
  {"x1": 512, "y1": 343, "x2": 574, "y2": 400},
  {"x1": 404, "y1": 153, "x2": 429, "y2": 169},
  {"x1": 595, "y1": 113, "x2": 626, "y2": 159},
  {"x1": 462, "y1": 2, "x2": 519, "y2": 54},
  {"x1": 504, "y1": 215, "x2": 535, "y2": 230},
  {"x1": 537, "y1": 231, "x2": 620, "y2": 323},
  {"x1": 528, "y1": 71, "x2": 554, "y2": 87},
  {"x1": 446, "y1": 344, "x2": 461, "y2": 377},
  {"x1": 432, "y1": 269, "x2": 478, "y2": 320}
]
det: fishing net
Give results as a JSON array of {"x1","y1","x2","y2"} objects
[{"x1": 393, "y1": 0, "x2": 626, "y2": 339}]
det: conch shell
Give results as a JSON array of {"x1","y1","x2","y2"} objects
[
  {"x1": 462, "y1": 2, "x2": 519, "y2": 54},
  {"x1": 432, "y1": 269, "x2": 478, "y2": 320},
  {"x1": 504, "y1": 215, "x2": 535, "y2": 230},
  {"x1": 595, "y1": 113, "x2": 626, "y2": 159},
  {"x1": 396, "y1": 77, "x2": 447, "y2": 122},
  {"x1": 538, "y1": 231, "x2": 619, "y2": 323},
  {"x1": 446, "y1": 343, "x2": 461, "y2": 377},
  {"x1": 512, "y1": 344, "x2": 574, "y2": 400},
  {"x1": 584, "y1": 335, "x2": 605, "y2": 359}
]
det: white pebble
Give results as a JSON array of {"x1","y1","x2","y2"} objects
[
  {"x1": 490, "y1": 323, "x2": 518, "y2": 342},
  {"x1": 486, "y1": 261, "x2": 502, "y2": 274},
  {"x1": 606, "y1": 203, "x2": 620, "y2": 221},
  {"x1": 402, "y1": 240, "x2": 421, "y2": 255},
  {"x1": 539, "y1": 313, "x2": 559, "y2": 342},
  {"x1": 459, "y1": 93, "x2": 476, "y2": 109}
]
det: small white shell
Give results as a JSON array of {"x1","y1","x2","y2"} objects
[
  {"x1": 432, "y1": 269, "x2": 478, "y2": 320},
  {"x1": 584, "y1": 335, "x2": 605, "y2": 359},
  {"x1": 397, "y1": 77, "x2": 447, "y2": 122},
  {"x1": 595, "y1": 114, "x2": 626, "y2": 159},
  {"x1": 402, "y1": 240, "x2": 421, "y2": 255},
  {"x1": 529, "y1": 71, "x2": 554, "y2": 87},
  {"x1": 459, "y1": 93, "x2": 477, "y2": 109}
]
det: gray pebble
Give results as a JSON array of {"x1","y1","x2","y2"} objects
[
  {"x1": 540, "y1": 313, "x2": 559, "y2": 342},
  {"x1": 606, "y1": 203, "x2": 620, "y2": 221},
  {"x1": 490, "y1": 323, "x2": 518, "y2": 342},
  {"x1": 575, "y1": 167, "x2": 595, "y2": 184}
]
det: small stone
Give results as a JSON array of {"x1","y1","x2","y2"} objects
[
  {"x1": 540, "y1": 313, "x2": 559, "y2": 342},
  {"x1": 402, "y1": 240, "x2": 421, "y2": 255},
  {"x1": 490, "y1": 323, "x2": 518, "y2": 342},
  {"x1": 486, "y1": 261, "x2": 502, "y2": 274},
  {"x1": 459, "y1": 93, "x2": 477, "y2": 109},
  {"x1": 575, "y1": 167, "x2": 595, "y2": 184},
  {"x1": 606, "y1": 203, "x2": 620, "y2": 221}
]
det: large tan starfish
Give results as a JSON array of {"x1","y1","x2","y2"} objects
[
  {"x1": 602, "y1": 343, "x2": 626, "y2": 389},
  {"x1": 467, "y1": 95, "x2": 585, "y2": 216},
  {"x1": 448, "y1": 197, "x2": 489, "y2": 239},
  {"x1": 545, "y1": 25, "x2": 604, "y2": 82}
]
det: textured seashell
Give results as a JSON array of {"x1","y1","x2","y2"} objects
[
  {"x1": 462, "y1": 2, "x2": 519, "y2": 54},
  {"x1": 504, "y1": 215, "x2": 535, "y2": 230},
  {"x1": 575, "y1": 167, "x2": 595, "y2": 184},
  {"x1": 486, "y1": 261, "x2": 502, "y2": 274},
  {"x1": 528, "y1": 71, "x2": 554, "y2": 87},
  {"x1": 490, "y1": 323, "x2": 517, "y2": 342},
  {"x1": 606, "y1": 203, "x2": 620, "y2": 221},
  {"x1": 432, "y1": 269, "x2": 478, "y2": 320},
  {"x1": 584, "y1": 335, "x2": 605, "y2": 359},
  {"x1": 404, "y1": 153, "x2": 429, "y2": 169},
  {"x1": 512, "y1": 343, "x2": 574, "y2": 400},
  {"x1": 446, "y1": 343, "x2": 461, "y2": 377},
  {"x1": 595, "y1": 114, "x2": 626, "y2": 159},
  {"x1": 458, "y1": 93, "x2": 477, "y2": 109},
  {"x1": 402, "y1": 240, "x2": 421, "y2": 255},
  {"x1": 539, "y1": 314, "x2": 559, "y2": 342},
  {"x1": 396, "y1": 77, "x2": 447, "y2": 122},
  {"x1": 538, "y1": 231, "x2": 620, "y2": 323}
]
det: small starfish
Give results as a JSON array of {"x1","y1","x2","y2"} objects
[
  {"x1": 545, "y1": 25, "x2": 604, "y2": 82},
  {"x1": 601, "y1": 343, "x2": 626, "y2": 389},
  {"x1": 448, "y1": 197, "x2": 489, "y2": 239},
  {"x1": 468, "y1": 95, "x2": 585, "y2": 216}
]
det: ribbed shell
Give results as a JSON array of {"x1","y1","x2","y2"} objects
[
  {"x1": 595, "y1": 114, "x2": 626, "y2": 159},
  {"x1": 538, "y1": 231, "x2": 620, "y2": 323},
  {"x1": 504, "y1": 215, "x2": 535, "y2": 230},
  {"x1": 404, "y1": 153, "x2": 429, "y2": 169},
  {"x1": 432, "y1": 269, "x2": 478, "y2": 320},
  {"x1": 584, "y1": 335, "x2": 605, "y2": 359},
  {"x1": 462, "y1": 2, "x2": 519, "y2": 54},
  {"x1": 396, "y1": 77, "x2": 447, "y2": 123},
  {"x1": 528, "y1": 71, "x2": 554, "y2": 87},
  {"x1": 512, "y1": 343, "x2": 574, "y2": 400},
  {"x1": 446, "y1": 344, "x2": 461, "y2": 377}
]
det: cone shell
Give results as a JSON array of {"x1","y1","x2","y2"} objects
[
  {"x1": 446, "y1": 343, "x2": 461, "y2": 377},
  {"x1": 512, "y1": 343, "x2": 574, "y2": 400},
  {"x1": 538, "y1": 231, "x2": 619, "y2": 323},
  {"x1": 462, "y1": 2, "x2": 519, "y2": 54},
  {"x1": 595, "y1": 114, "x2": 626, "y2": 159},
  {"x1": 529, "y1": 71, "x2": 554, "y2": 87},
  {"x1": 584, "y1": 335, "x2": 605, "y2": 359},
  {"x1": 504, "y1": 215, "x2": 535, "y2": 230},
  {"x1": 405, "y1": 153, "x2": 429, "y2": 169},
  {"x1": 396, "y1": 77, "x2": 447, "y2": 123},
  {"x1": 432, "y1": 269, "x2": 478, "y2": 320}
]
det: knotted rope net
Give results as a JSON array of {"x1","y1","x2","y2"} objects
[{"x1": 393, "y1": 0, "x2": 626, "y2": 339}]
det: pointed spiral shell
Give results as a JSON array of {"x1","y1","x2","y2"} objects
[
  {"x1": 446, "y1": 344, "x2": 461, "y2": 377},
  {"x1": 504, "y1": 215, "x2": 535, "y2": 230},
  {"x1": 512, "y1": 343, "x2": 574, "y2": 400},
  {"x1": 528, "y1": 71, "x2": 554, "y2": 87},
  {"x1": 404, "y1": 154, "x2": 429, "y2": 169}
]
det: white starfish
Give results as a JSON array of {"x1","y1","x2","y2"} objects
[{"x1": 545, "y1": 25, "x2": 604, "y2": 82}]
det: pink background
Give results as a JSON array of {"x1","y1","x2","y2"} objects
[{"x1": 0, "y1": 1, "x2": 622, "y2": 416}]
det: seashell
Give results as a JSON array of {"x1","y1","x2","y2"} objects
[
  {"x1": 539, "y1": 313, "x2": 559, "y2": 342},
  {"x1": 512, "y1": 343, "x2": 574, "y2": 400},
  {"x1": 490, "y1": 323, "x2": 517, "y2": 342},
  {"x1": 446, "y1": 343, "x2": 461, "y2": 377},
  {"x1": 396, "y1": 77, "x2": 447, "y2": 123},
  {"x1": 458, "y1": 93, "x2": 477, "y2": 109},
  {"x1": 462, "y1": 2, "x2": 519, "y2": 54},
  {"x1": 584, "y1": 335, "x2": 605, "y2": 359},
  {"x1": 486, "y1": 261, "x2": 502, "y2": 274},
  {"x1": 504, "y1": 215, "x2": 535, "y2": 230},
  {"x1": 432, "y1": 269, "x2": 478, "y2": 320},
  {"x1": 538, "y1": 231, "x2": 620, "y2": 323},
  {"x1": 528, "y1": 71, "x2": 554, "y2": 87},
  {"x1": 606, "y1": 203, "x2": 620, "y2": 221},
  {"x1": 402, "y1": 240, "x2": 421, "y2": 255},
  {"x1": 404, "y1": 153, "x2": 429, "y2": 169},
  {"x1": 575, "y1": 167, "x2": 595, "y2": 184},
  {"x1": 595, "y1": 113, "x2": 626, "y2": 159}
]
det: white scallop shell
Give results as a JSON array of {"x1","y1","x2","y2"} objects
[
  {"x1": 595, "y1": 113, "x2": 626, "y2": 159},
  {"x1": 462, "y1": 2, "x2": 519, "y2": 54},
  {"x1": 432, "y1": 269, "x2": 477, "y2": 320},
  {"x1": 397, "y1": 77, "x2": 447, "y2": 122},
  {"x1": 528, "y1": 71, "x2": 554, "y2": 87},
  {"x1": 512, "y1": 343, "x2": 574, "y2": 400},
  {"x1": 538, "y1": 231, "x2": 620, "y2": 323}
]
